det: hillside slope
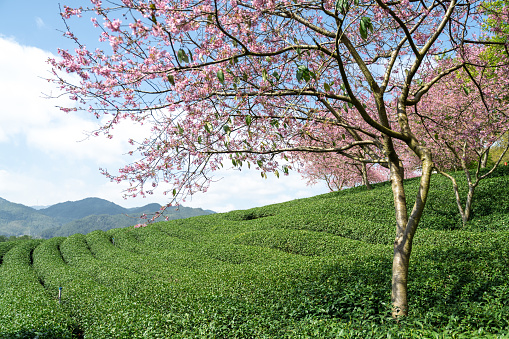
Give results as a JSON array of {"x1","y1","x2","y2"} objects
[
  {"x1": 39, "y1": 205, "x2": 215, "y2": 238},
  {"x1": 0, "y1": 198, "x2": 59, "y2": 236},
  {"x1": 37, "y1": 198, "x2": 127, "y2": 223},
  {"x1": 1, "y1": 167, "x2": 508, "y2": 338},
  {"x1": 0, "y1": 197, "x2": 214, "y2": 237}
]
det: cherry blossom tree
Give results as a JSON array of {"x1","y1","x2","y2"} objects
[
  {"x1": 411, "y1": 50, "x2": 509, "y2": 226},
  {"x1": 50, "y1": 0, "x2": 504, "y2": 316},
  {"x1": 301, "y1": 153, "x2": 386, "y2": 191},
  {"x1": 297, "y1": 107, "x2": 422, "y2": 191},
  {"x1": 407, "y1": 1, "x2": 509, "y2": 226},
  {"x1": 295, "y1": 107, "x2": 390, "y2": 190}
]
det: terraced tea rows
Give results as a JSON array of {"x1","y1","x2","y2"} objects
[{"x1": 1, "y1": 169, "x2": 509, "y2": 338}]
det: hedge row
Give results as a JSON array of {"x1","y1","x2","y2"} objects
[{"x1": 0, "y1": 240, "x2": 76, "y2": 338}]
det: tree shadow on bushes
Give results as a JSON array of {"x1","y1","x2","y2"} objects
[{"x1": 0, "y1": 325, "x2": 82, "y2": 339}]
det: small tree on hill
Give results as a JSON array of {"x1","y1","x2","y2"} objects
[
  {"x1": 411, "y1": 51, "x2": 509, "y2": 226},
  {"x1": 51, "y1": 0, "x2": 507, "y2": 316}
]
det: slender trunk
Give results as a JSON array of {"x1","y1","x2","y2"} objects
[
  {"x1": 437, "y1": 141, "x2": 509, "y2": 227},
  {"x1": 361, "y1": 162, "x2": 372, "y2": 190},
  {"x1": 480, "y1": 148, "x2": 489, "y2": 169},
  {"x1": 391, "y1": 155, "x2": 433, "y2": 317},
  {"x1": 387, "y1": 119, "x2": 434, "y2": 317},
  {"x1": 390, "y1": 156, "x2": 410, "y2": 317},
  {"x1": 463, "y1": 185, "x2": 475, "y2": 224},
  {"x1": 437, "y1": 170, "x2": 470, "y2": 226}
]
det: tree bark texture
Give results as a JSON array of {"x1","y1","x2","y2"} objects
[{"x1": 388, "y1": 131, "x2": 434, "y2": 317}]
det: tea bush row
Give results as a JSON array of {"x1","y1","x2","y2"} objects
[
  {"x1": 33, "y1": 236, "x2": 189, "y2": 338},
  {"x1": 0, "y1": 240, "x2": 76, "y2": 338}
]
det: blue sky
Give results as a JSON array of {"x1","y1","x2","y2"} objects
[{"x1": 0, "y1": 0, "x2": 329, "y2": 212}]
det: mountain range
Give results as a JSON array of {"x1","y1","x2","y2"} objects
[{"x1": 0, "y1": 197, "x2": 214, "y2": 238}]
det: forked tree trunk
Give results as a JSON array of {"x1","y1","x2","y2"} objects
[
  {"x1": 439, "y1": 171, "x2": 476, "y2": 227},
  {"x1": 389, "y1": 147, "x2": 433, "y2": 317},
  {"x1": 438, "y1": 141, "x2": 509, "y2": 227}
]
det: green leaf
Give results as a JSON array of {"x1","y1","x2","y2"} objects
[
  {"x1": 172, "y1": 188, "x2": 177, "y2": 196},
  {"x1": 262, "y1": 69, "x2": 268, "y2": 82},
  {"x1": 187, "y1": 48, "x2": 193, "y2": 62},
  {"x1": 257, "y1": 160, "x2": 263, "y2": 168},
  {"x1": 167, "y1": 74, "x2": 175, "y2": 86},
  {"x1": 360, "y1": 17, "x2": 373, "y2": 40},
  {"x1": 324, "y1": 83, "x2": 331, "y2": 92},
  {"x1": 272, "y1": 71, "x2": 280, "y2": 80},
  {"x1": 223, "y1": 125, "x2": 231, "y2": 135},
  {"x1": 274, "y1": 170, "x2": 279, "y2": 178},
  {"x1": 217, "y1": 70, "x2": 225, "y2": 84},
  {"x1": 296, "y1": 65, "x2": 311, "y2": 82},
  {"x1": 245, "y1": 115, "x2": 252, "y2": 126},
  {"x1": 177, "y1": 49, "x2": 189, "y2": 63},
  {"x1": 204, "y1": 122, "x2": 213, "y2": 133},
  {"x1": 335, "y1": 0, "x2": 350, "y2": 14}
]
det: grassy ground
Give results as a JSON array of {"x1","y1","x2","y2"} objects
[{"x1": 1, "y1": 166, "x2": 509, "y2": 338}]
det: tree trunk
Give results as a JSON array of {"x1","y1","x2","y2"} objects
[
  {"x1": 389, "y1": 147, "x2": 434, "y2": 317},
  {"x1": 361, "y1": 162, "x2": 372, "y2": 190},
  {"x1": 389, "y1": 156, "x2": 410, "y2": 317},
  {"x1": 392, "y1": 241, "x2": 411, "y2": 316},
  {"x1": 463, "y1": 185, "x2": 475, "y2": 224},
  {"x1": 438, "y1": 171, "x2": 471, "y2": 227},
  {"x1": 480, "y1": 148, "x2": 489, "y2": 168}
]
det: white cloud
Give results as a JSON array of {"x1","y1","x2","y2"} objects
[
  {"x1": 180, "y1": 167, "x2": 329, "y2": 212},
  {"x1": 0, "y1": 169, "x2": 88, "y2": 207},
  {"x1": 0, "y1": 37, "x2": 146, "y2": 167}
]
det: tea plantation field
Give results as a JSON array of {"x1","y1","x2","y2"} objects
[{"x1": 1, "y1": 168, "x2": 509, "y2": 338}]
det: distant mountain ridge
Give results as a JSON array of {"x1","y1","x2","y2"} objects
[
  {"x1": 38, "y1": 197, "x2": 130, "y2": 223},
  {"x1": 0, "y1": 197, "x2": 214, "y2": 238}
]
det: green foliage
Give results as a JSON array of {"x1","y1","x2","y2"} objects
[
  {"x1": 0, "y1": 198, "x2": 60, "y2": 237},
  {"x1": 0, "y1": 240, "x2": 77, "y2": 338},
  {"x1": 1, "y1": 172, "x2": 509, "y2": 337}
]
